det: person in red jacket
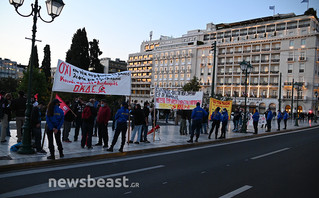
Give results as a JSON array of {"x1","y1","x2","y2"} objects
[{"x1": 95, "y1": 99, "x2": 111, "y2": 148}]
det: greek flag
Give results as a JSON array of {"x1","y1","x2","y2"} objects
[
  {"x1": 301, "y1": 0, "x2": 309, "y2": 3},
  {"x1": 269, "y1": 6, "x2": 275, "y2": 10}
]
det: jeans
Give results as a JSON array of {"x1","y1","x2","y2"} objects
[
  {"x1": 141, "y1": 124, "x2": 149, "y2": 141},
  {"x1": 180, "y1": 119, "x2": 187, "y2": 135},
  {"x1": 110, "y1": 122, "x2": 127, "y2": 149},
  {"x1": 32, "y1": 127, "x2": 42, "y2": 151},
  {"x1": 16, "y1": 117, "x2": 25, "y2": 142},
  {"x1": 0, "y1": 114, "x2": 8, "y2": 141},
  {"x1": 74, "y1": 118, "x2": 82, "y2": 141},
  {"x1": 97, "y1": 123, "x2": 108, "y2": 146},
  {"x1": 62, "y1": 121, "x2": 71, "y2": 141},
  {"x1": 201, "y1": 122, "x2": 208, "y2": 134},
  {"x1": 130, "y1": 125, "x2": 142, "y2": 142}
]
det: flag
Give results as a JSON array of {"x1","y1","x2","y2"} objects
[
  {"x1": 269, "y1": 6, "x2": 275, "y2": 10},
  {"x1": 55, "y1": 94, "x2": 70, "y2": 115},
  {"x1": 301, "y1": 0, "x2": 309, "y2": 3}
]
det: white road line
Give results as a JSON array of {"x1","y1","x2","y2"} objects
[
  {"x1": 251, "y1": 148, "x2": 290, "y2": 160},
  {"x1": 0, "y1": 127, "x2": 315, "y2": 179},
  {"x1": 0, "y1": 165, "x2": 164, "y2": 198},
  {"x1": 219, "y1": 185, "x2": 252, "y2": 198}
]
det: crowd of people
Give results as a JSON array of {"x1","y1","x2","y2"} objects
[{"x1": 0, "y1": 90, "x2": 317, "y2": 160}]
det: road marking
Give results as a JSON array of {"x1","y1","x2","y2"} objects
[
  {"x1": 251, "y1": 148, "x2": 290, "y2": 160},
  {"x1": 124, "y1": 191, "x2": 132, "y2": 195},
  {"x1": 0, "y1": 165, "x2": 164, "y2": 198},
  {"x1": 162, "y1": 182, "x2": 168, "y2": 185},
  {"x1": 219, "y1": 185, "x2": 252, "y2": 198},
  {"x1": 1, "y1": 127, "x2": 315, "y2": 179}
]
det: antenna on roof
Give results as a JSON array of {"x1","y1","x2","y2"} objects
[{"x1": 150, "y1": 31, "x2": 153, "y2": 41}]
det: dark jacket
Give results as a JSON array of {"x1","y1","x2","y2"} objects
[
  {"x1": 64, "y1": 110, "x2": 75, "y2": 122},
  {"x1": 72, "y1": 101, "x2": 85, "y2": 119},
  {"x1": 12, "y1": 96, "x2": 27, "y2": 117},
  {"x1": 131, "y1": 108, "x2": 145, "y2": 125},
  {"x1": 31, "y1": 106, "x2": 41, "y2": 128},
  {"x1": 97, "y1": 105, "x2": 111, "y2": 125}
]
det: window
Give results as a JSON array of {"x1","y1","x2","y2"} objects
[
  {"x1": 301, "y1": 39, "x2": 306, "y2": 46},
  {"x1": 289, "y1": 40, "x2": 294, "y2": 47},
  {"x1": 299, "y1": 63, "x2": 305, "y2": 73},
  {"x1": 288, "y1": 64, "x2": 293, "y2": 73}
]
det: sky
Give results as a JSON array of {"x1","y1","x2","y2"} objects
[{"x1": 0, "y1": 0, "x2": 318, "y2": 68}]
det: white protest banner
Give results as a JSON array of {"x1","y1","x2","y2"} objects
[
  {"x1": 154, "y1": 87, "x2": 203, "y2": 110},
  {"x1": 52, "y1": 60, "x2": 131, "y2": 96}
]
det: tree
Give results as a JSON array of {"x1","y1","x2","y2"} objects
[
  {"x1": 182, "y1": 76, "x2": 201, "y2": 92},
  {"x1": 28, "y1": 45, "x2": 39, "y2": 69},
  {"x1": 66, "y1": 28, "x2": 90, "y2": 70},
  {"x1": 18, "y1": 67, "x2": 49, "y2": 103},
  {"x1": 305, "y1": 8, "x2": 318, "y2": 20},
  {"x1": 41, "y1": 44, "x2": 51, "y2": 83},
  {"x1": 89, "y1": 39, "x2": 103, "y2": 73},
  {"x1": 0, "y1": 77, "x2": 19, "y2": 94}
]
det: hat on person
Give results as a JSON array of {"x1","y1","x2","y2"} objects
[{"x1": 52, "y1": 99, "x2": 61, "y2": 104}]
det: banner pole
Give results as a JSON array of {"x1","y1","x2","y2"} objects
[
  {"x1": 41, "y1": 91, "x2": 54, "y2": 149},
  {"x1": 153, "y1": 87, "x2": 156, "y2": 142},
  {"x1": 127, "y1": 96, "x2": 131, "y2": 145}
]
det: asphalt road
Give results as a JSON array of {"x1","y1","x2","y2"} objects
[{"x1": 1, "y1": 126, "x2": 318, "y2": 198}]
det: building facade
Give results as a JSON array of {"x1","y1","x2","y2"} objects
[
  {"x1": 0, "y1": 58, "x2": 26, "y2": 79},
  {"x1": 100, "y1": 58, "x2": 127, "y2": 74},
  {"x1": 128, "y1": 11, "x2": 319, "y2": 114}
]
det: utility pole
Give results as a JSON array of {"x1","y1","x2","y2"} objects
[
  {"x1": 278, "y1": 72, "x2": 282, "y2": 112},
  {"x1": 211, "y1": 41, "x2": 216, "y2": 98}
]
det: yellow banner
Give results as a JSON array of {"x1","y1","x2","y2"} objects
[{"x1": 209, "y1": 98, "x2": 233, "y2": 120}]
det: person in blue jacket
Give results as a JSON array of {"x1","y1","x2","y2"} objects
[
  {"x1": 219, "y1": 108, "x2": 229, "y2": 139},
  {"x1": 187, "y1": 102, "x2": 208, "y2": 143},
  {"x1": 46, "y1": 99, "x2": 64, "y2": 160},
  {"x1": 252, "y1": 109, "x2": 260, "y2": 134},
  {"x1": 209, "y1": 107, "x2": 222, "y2": 139},
  {"x1": 107, "y1": 102, "x2": 129, "y2": 152},
  {"x1": 283, "y1": 110, "x2": 289, "y2": 129},
  {"x1": 266, "y1": 108, "x2": 273, "y2": 132},
  {"x1": 277, "y1": 110, "x2": 283, "y2": 131}
]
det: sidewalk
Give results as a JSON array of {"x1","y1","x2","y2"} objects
[{"x1": 0, "y1": 119, "x2": 318, "y2": 169}]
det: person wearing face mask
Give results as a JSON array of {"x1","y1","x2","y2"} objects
[
  {"x1": 46, "y1": 99, "x2": 64, "y2": 160},
  {"x1": 96, "y1": 99, "x2": 111, "y2": 148}
]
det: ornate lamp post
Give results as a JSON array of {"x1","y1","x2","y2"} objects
[
  {"x1": 240, "y1": 60, "x2": 252, "y2": 133},
  {"x1": 315, "y1": 91, "x2": 318, "y2": 123},
  {"x1": 9, "y1": 0, "x2": 65, "y2": 154}
]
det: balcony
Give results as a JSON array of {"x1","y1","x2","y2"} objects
[
  {"x1": 270, "y1": 70, "x2": 279, "y2": 74},
  {"x1": 252, "y1": 49, "x2": 260, "y2": 52},
  {"x1": 226, "y1": 62, "x2": 233, "y2": 65},
  {"x1": 251, "y1": 60, "x2": 260, "y2": 63},
  {"x1": 261, "y1": 48, "x2": 270, "y2": 51},
  {"x1": 234, "y1": 51, "x2": 242, "y2": 53},
  {"x1": 270, "y1": 95, "x2": 278, "y2": 98},
  {"x1": 284, "y1": 82, "x2": 292, "y2": 86},
  {"x1": 218, "y1": 62, "x2": 225, "y2": 65},
  {"x1": 260, "y1": 71, "x2": 269, "y2": 74},
  {"x1": 243, "y1": 50, "x2": 251, "y2": 53},
  {"x1": 271, "y1": 47, "x2": 281, "y2": 50},
  {"x1": 226, "y1": 51, "x2": 234, "y2": 54},
  {"x1": 260, "y1": 82, "x2": 268, "y2": 85},
  {"x1": 251, "y1": 71, "x2": 259, "y2": 74},
  {"x1": 261, "y1": 60, "x2": 269, "y2": 63},
  {"x1": 298, "y1": 57, "x2": 306, "y2": 62},
  {"x1": 271, "y1": 59, "x2": 280, "y2": 63},
  {"x1": 287, "y1": 58, "x2": 294, "y2": 62},
  {"x1": 269, "y1": 82, "x2": 279, "y2": 85}
]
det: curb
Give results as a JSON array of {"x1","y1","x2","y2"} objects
[{"x1": 1, "y1": 125, "x2": 318, "y2": 172}]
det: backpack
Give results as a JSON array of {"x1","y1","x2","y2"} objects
[{"x1": 82, "y1": 107, "x2": 92, "y2": 120}]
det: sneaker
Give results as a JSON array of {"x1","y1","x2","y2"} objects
[
  {"x1": 106, "y1": 148, "x2": 113, "y2": 152},
  {"x1": 187, "y1": 140, "x2": 193, "y2": 143},
  {"x1": 95, "y1": 143, "x2": 102, "y2": 146},
  {"x1": 144, "y1": 140, "x2": 150, "y2": 143},
  {"x1": 119, "y1": 148, "x2": 123, "y2": 152},
  {"x1": 195, "y1": 139, "x2": 198, "y2": 142},
  {"x1": 134, "y1": 142, "x2": 139, "y2": 144},
  {"x1": 87, "y1": 147, "x2": 93, "y2": 150},
  {"x1": 103, "y1": 145, "x2": 108, "y2": 148},
  {"x1": 128, "y1": 140, "x2": 133, "y2": 143},
  {"x1": 47, "y1": 155, "x2": 55, "y2": 160},
  {"x1": 37, "y1": 150, "x2": 47, "y2": 154}
]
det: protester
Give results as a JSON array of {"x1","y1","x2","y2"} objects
[
  {"x1": 46, "y1": 99, "x2": 64, "y2": 160},
  {"x1": 232, "y1": 108, "x2": 240, "y2": 132},
  {"x1": 277, "y1": 110, "x2": 283, "y2": 131},
  {"x1": 129, "y1": 104, "x2": 145, "y2": 144},
  {"x1": 96, "y1": 99, "x2": 111, "y2": 148},
  {"x1": 1, "y1": 93, "x2": 12, "y2": 143},
  {"x1": 208, "y1": 107, "x2": 222, "y2": 139},
  {"x1": 31, "y1": 101, "x2": 46, "y2": 154},
  {"x1": 201, "y1": 104, "x2": 209, "y2": 134},
  {"x1": 283, "y1": 110, "x2": 289, "y2": 129},
  {"x1": 0, "y1": 91, "x2": 5, "y2": 139},
  {"x1": 187, "y1": 102, "x2": 208, "y2": 143},
  {"x1": 180, "y1": 110, "x2": 188, "y2": 135},
  {"x1": 141, "y1": 101, "x2": 150, "y2": 143},
  {"x1": 266, "y1": 108, "x2": 273, "y2": 132},
  {"x1": 164, "y1": 109, "x2": 170, "y2": 123},
  {"x1": 107, "y1": 102, "x2": 129, "y2": 152},
  {"x1": 81, "y1": 100, "x2": 97, "y2": 149},
  {"x1": 93, "y1": 99, "x2": 99, "y2": 137},
  {"x1": 73, "y1": 97, "x2": 85, "y2": 142},
  {"x1": 62, "y1": 101, "x2": 74, "y2": 143},
  {"x1": 252, "y1": 109, "x2": 260, "y2": 134},
  {"x1": 11, "y1": 91, "x2": 26, "y2": 143},
  {"x1": 219, "y1": 108, "x2": 229, "y2": 139}
]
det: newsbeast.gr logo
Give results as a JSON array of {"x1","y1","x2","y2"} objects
[{"x1": 48, "y1": 175, "x2": 140, "y2": 188}]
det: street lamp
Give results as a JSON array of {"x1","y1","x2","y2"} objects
[
  {"x1": 240, "y1": 60, "x2": 252, "y2": 133},
  {"x1": 315, "y1": 91, "x2": 318, "y2": 123},
  {"x1": 294, "y1": 82, "x2": 303, "y2": 127},
  {"x1": 9, "y1": 0, "x2": 65, "y2": 154}
]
